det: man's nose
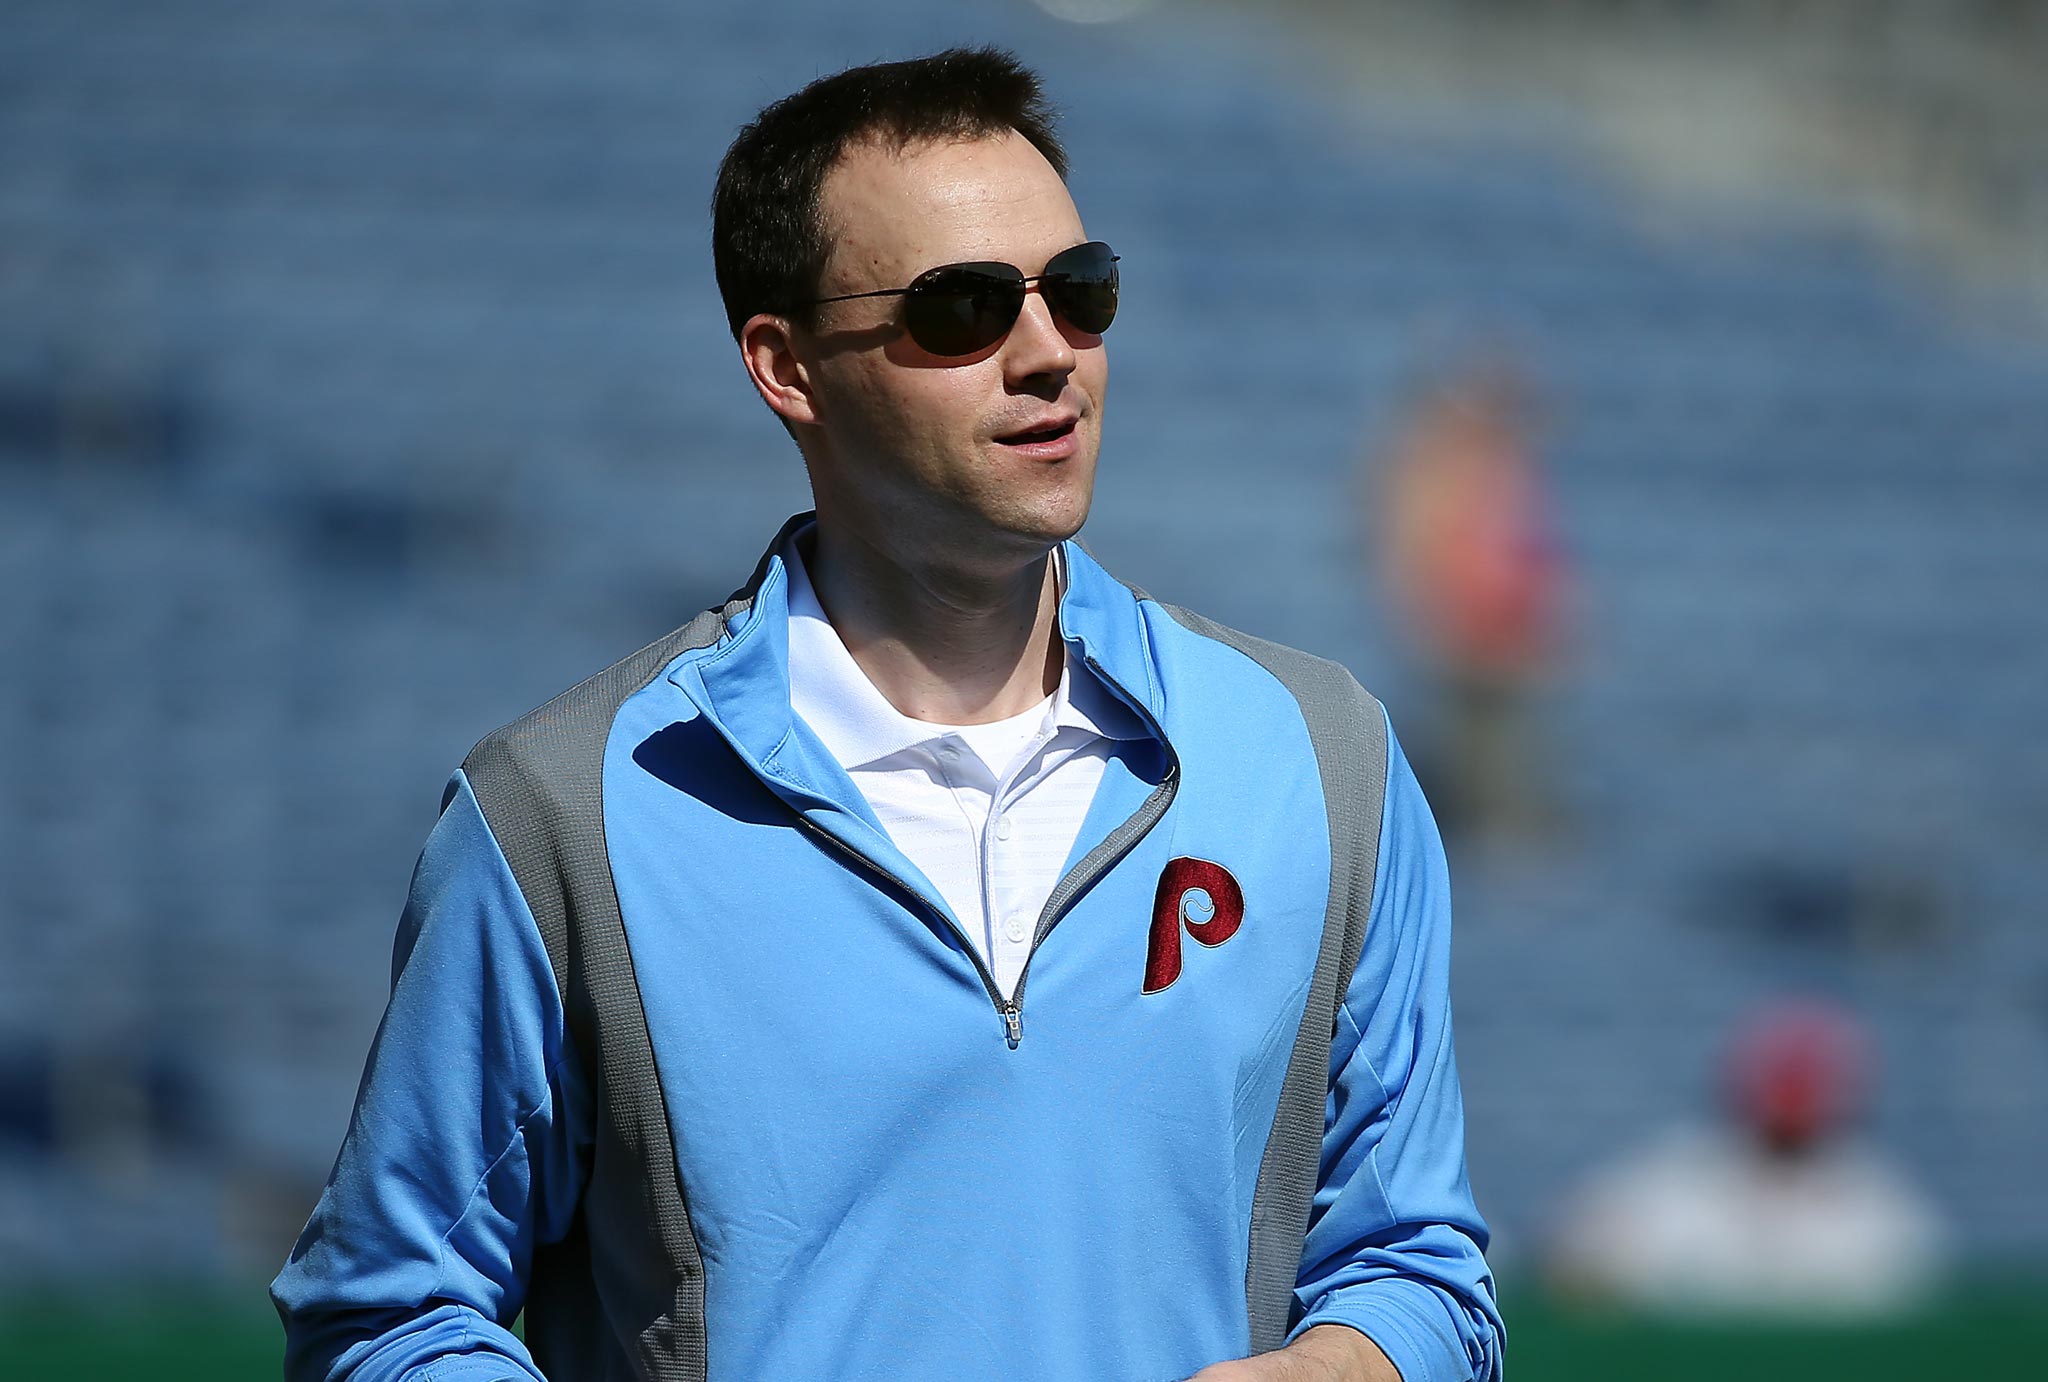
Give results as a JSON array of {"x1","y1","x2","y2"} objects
[{"x1": 1002, "y1": 288, "x2": 1077, "y2": 386}]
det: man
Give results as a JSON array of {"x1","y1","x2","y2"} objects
[{"x1": 273, "y1": 48, "x2": 1502, "y2": 1382}]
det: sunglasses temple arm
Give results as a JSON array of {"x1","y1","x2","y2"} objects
[{"x1": 811, "y1": 287, "x2": 911, "y2": 305}]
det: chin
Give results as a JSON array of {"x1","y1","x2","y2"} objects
[
  {"x1": 953, "y1": 499, "x2": 1086, "y2": 565},
  {"x1": 1007, "y1": 478, "x2": 1095, "y2": 548},
  {"x1": 950, "y1": 444, "x2": 1098, "y2": 554}
]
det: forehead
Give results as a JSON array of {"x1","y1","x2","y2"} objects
[{"x1": 816, "y1": 129, "x2": 1085, "y2": 291}]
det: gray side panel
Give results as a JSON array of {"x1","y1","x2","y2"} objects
[
  {"x1": 463, "y1": 605, "x2": 731, "y2": 1382},
  {"x1": 1154, "y1": 603, "x2": 1388, "y2": 1357}
]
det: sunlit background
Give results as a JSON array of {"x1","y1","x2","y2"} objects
[{"x1": 3, "y1": 0, "x2": 2045, "y2": 1376}]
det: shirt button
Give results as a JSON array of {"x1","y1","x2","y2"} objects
[
  {"x1": 994, "y1": 816, "x2": 1013, "y2": 841},
  {"x1": 1005, "y1": 915, "x2": 1029, "y2": 943}
]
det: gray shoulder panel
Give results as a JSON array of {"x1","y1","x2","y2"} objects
[
  {"x1": 1153, "y1": 602, "x2": 1389, "y2": 1356},
  {"x1": 462, "y1": 603, "x2": 733, "y2": 1382},
  {"x1": 464, "y1": 607, "x2": 725, "y2": 1002}
]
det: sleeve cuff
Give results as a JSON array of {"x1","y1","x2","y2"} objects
[
  {"x1": 1290, "y1": 1275, "x2": 1492, "y2": 1382},
  {"x1": 412, "y1": 1354, "x2": 546, "y2": 1382}
]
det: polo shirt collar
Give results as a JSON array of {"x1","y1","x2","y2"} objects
[
  {"x1": 675, "y1": 513, "x2": 1164, "y2": 791},
  {"x1": 782, "y1": 532, "x2": 1146, "y2": 772}
]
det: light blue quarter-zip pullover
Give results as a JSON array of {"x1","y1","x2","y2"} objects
[{"x1": 272, "y1": 516, "x2": 1503, "y2": 1382}]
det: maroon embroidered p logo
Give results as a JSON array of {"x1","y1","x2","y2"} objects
[{"x1": 1143, "y1": 857, "x2": 1245, "y2": 994}]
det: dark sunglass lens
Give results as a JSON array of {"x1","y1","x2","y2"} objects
[
  {"x1": 1043, "y1": 242, "x2": 1118, "y2": 336},
  {"x1": 904, "y1": 264, "x2": 1025, "y2": 356}
]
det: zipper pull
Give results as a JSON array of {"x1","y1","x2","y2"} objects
[{"x1": 1003, "y1": 1004, "x2": 1022, "y2": 1049}]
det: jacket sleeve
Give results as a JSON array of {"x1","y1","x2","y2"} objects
[
  {"x1": 271, "y1": 769, "x2": 592, "y2": 1382},
  {"x1": 1287, "y1": 718, "x2": 1504, "y2": 1382}
]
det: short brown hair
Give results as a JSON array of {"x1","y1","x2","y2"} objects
[{"x1": 710, "y1": 47, "x2": 1068, "y2": 342}]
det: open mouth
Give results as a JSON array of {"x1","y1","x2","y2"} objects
[{"x1": 996, "y1": 419, "x2": 1078, "y2": 447}]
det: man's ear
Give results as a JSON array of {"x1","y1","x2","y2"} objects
[{"x1": 740, "y1": 314, "x2": 820, "y2": 427}]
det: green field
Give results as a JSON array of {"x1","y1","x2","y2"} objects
[{"x1": 5, "y1": 1286, "x2": 2044, "y2": 1380}]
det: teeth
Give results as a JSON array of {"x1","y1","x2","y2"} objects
[{"x1": 1005, "y1": 423, "x2": 1069, "y2": 443}]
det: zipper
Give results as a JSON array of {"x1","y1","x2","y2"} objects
[
  {"x1": 1000, "y1": 651, "x2": 1183, "y2": 1045},
  {"x1": 788, "y1": 652, "x2": 1180, "y2": 1051},
  {"x1": 792, "y1": 812, "x2": 1023, "y2": 1045},
  {"x1": 1007, "y1": 760, "x2": 1179, "y2": 1038}
]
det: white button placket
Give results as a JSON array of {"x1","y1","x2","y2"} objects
[
  {"x1": 978, "y1": 764, "x2": 1008, "y2": 993},
  {"x1": 986, "y1": 722, "x2": 1061, "y2": 997},
  {"x1": 934, "y1": 737, "x2": 998, "y2": 969}
]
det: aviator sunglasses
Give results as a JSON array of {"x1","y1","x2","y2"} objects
[{"x1": 809, "y1": 240, "x2": 1119, "y2": 358}]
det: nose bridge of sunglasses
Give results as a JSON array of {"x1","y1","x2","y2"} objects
[{"x1": 1014, "y1": 280, "x2": 1070, "y2": 333}]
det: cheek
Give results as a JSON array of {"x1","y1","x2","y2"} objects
[
  {"x1": 1083, "y1": 345, "x2": 1109, "y2": 398},
  {"x1": 825, "y1": 369, "x2": 992, "y2": 485},
  {"x1": 822, "y1": 368, "x2": 927, "y2": 458},
  {"x1": 834, "y1": 358, "x2": 902, "y2": 419},
  {"x1": 874, "y1": 375, "x2": 992, "y2": 449},
  {"x1": 813, "y1": 351, "x2": 1010, "y2": 471}
]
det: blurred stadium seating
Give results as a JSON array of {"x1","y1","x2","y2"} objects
[{"x1": 3, "y1": 0, "x2": 2045, "y2": 1324}]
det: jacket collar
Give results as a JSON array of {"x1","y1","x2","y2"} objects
[{"x1": 671, "y1": 513, "x2": 1164, "y2": 798}]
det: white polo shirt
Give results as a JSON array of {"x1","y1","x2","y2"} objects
[{"x1": 784, "y1": 541, "x2": 1144, "y2": 999}]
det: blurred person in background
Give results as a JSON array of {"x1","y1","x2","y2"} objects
[
  {"x1": 269, "y1": 48, "x2": 1501, "y2": 1382},
  {"x1": 1371, "y1": 355, "x2": 1567, "y2": 847},
  {"x1": 1546, "y1": 998, "x2": 1950, "y2": 1320}
]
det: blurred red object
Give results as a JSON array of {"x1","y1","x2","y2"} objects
[
  {"x1": 1724, "y1": 998, "x2": 1870, "y2": 1154},
  {"x1": 1381, "y1": 362, "x2": 1566, "y2": 680}
]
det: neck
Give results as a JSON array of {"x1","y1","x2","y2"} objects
[{"x1": 803, "y1": 522, "x2": 1064, "y2": 725}]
